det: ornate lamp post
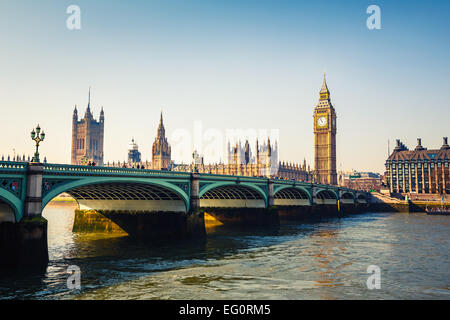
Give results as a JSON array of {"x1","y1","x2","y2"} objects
[
  {"x1": 192, "y1": 152, "x2": 198, "y2": 173},
  {"x1": 80, "y1": 156, "x2": 88, "y2": 166},
  {"x1": 30, "y1": 124, "x2": 45, "y2": 163}
]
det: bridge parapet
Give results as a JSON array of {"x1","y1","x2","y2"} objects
[
  {"x1": 43, "y1": 163, "x2": 191, "y2": 178},
  {"x1": 0, "y1": 161, "x2": 29, "y2": 172},
  {"x1": 198, "y1": 172, "x2": 269, "y2": 184}
]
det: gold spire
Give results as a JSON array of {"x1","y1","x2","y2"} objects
[
  {"x1": 320, "y1": 72, "x2": 329, "y2": 94},
  {"x1": 319, "y1": 72, "x2": 330, "y2": 101}
]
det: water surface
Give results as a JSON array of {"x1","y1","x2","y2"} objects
[{"x1": 0, "y1": 203, "x2": 448, "y2": 299}]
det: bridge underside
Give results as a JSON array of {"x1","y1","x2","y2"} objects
[
  {"x1": 200, "y1": 185, "x2": 265, "y2": 208},
  {"x1": 199, "y1": 184, "x2": 274, "y2": 226},
  {"x1": 274, "y1": 187, "x2": 310, "y2": 206},
  {"x1": 63, "y1": 183, "x2": 205, "y2": 239},
  {"x1": 356, "y1": 195, "x2": 367, "y2": 203},
  {"x1": 314, "y1": 190, "x2": 338, "y2": 205},
  {"x1": 0, "y1": 199, "x2": 15, "y2": 223},
  {"x1": 65, "y1": 183, "x2": 187, "y2": 212},
  {"x1": 340, "y1": 192, "x2": 355, "y2": 204}
]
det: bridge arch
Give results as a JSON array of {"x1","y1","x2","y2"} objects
[
  {"x1": 199, "y1": 182, "x2": 268, "y2": 208},
  {"x1": 41, "y1": 177, "x2": 190, "y2": 212},
  {"x1": 340, "y1": 191, "x2": 355, "y2": 204},
  {"x1": 273, "y1": 186, "x2": 312, "y2": 206},
  {"x1": 340, "y1": 192, "x2": 355, "y2": 199},
  {"x1": 0, "y1": 189, "x2": 20, "y2": 222},
  {"x1": 356, "y1": 193, "x2": 367, "y2": 203},
  {"x1": 315, "y1": 189, "x2": 338, "y2": 199},
  {"x1": 314, "y1": 189, "x2": 338, "y2": 205}
]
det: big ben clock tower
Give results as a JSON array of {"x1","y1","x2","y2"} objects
[{"x1": 313, "y1": 73, "x2": 337, "y2": 185}]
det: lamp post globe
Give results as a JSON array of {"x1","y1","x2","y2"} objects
[{"x1": 30, "y1": 124, "x2": 45, "y2": 163}]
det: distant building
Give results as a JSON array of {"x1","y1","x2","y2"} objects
[
  {"x1": 127, "y1": 138, "x2": 141, "y2": 163},
  {"x1": 226, "y1": 138, "x2": 278, "y2": 176},
  {"x1": 340, "y1": 171, "x2": 382, "y2": 191},
  {"x1": 192, "y1": 150, "x2": 204, "y2": 165},
  {"x1": 71, "y1": 90, "x2": 104, "y2": 165},
  {"x1": 385, "y1": 138, "x2": 450, "y2": 195},
  {"x1": 174, "y1": 138, "x2": 312, "y2": 181},
  {"x1": 105, "y1": 112, "x2": 172, "y2": 170}
]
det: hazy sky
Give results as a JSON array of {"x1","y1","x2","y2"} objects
[{"x1": 0, "y1": 0, "x2": 449, "y2": 173}]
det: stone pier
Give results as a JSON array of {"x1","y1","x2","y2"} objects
[{"x1": 0, "y1": 163, "x2": 48, "y2": 271}]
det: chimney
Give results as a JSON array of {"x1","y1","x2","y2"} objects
[
  {"x1": 441, "y1": 137, "x2": 449, "y2": 150},
  {"x1": 415, "y1": 138, "x2": 425, "y2": 151}
]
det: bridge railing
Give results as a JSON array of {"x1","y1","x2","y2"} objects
[
  {"x1": 272, "y1": 179, "x2": 313, "y2": 186},
  {"x1": 0, "y1": 161, "x2": 29, "y2": 172},
  {"x1": 43, "y1": 163, "x2": 191, "y2": 178},
  {"x1": 198, "y1": 172, "x2": 270, "y2": 183}
]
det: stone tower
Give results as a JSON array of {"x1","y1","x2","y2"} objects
[
  {"x1": 71, "y1": 89, "x2": 104, "y2": 165},
  {"x1": 244, "y1": 140, "x2": 250, "y2": 164},
  {"x1": 313, "y1": 73, "x2": 337, "y2": 185},
  {"x1": 152, "y1": 112, "x2": 171, "y2": 170}
]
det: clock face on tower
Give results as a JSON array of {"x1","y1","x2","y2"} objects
[{"x1": 317, "y1": 116, "x2": 327, "y2": 127}]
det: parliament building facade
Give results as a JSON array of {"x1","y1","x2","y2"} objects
[
  {"x1": 174, "y1": 139, "x2": 313, "y2": 181},
  {"x1": 77, "y1": 73, "x2": 342, "y2": 185}
]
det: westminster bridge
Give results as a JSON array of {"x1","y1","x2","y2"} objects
[{"x1": 0, "y1": 161, "x2": 368, "y2": 270}]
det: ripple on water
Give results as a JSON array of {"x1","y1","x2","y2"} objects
[{"x1": 0, "y1": 207, "x2": 448, "y2": 300}]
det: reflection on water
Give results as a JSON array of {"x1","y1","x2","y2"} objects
[{"x1": 0, "y1": 202, "x2": 449, "y2": 299}]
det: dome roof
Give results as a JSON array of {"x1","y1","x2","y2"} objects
[{"x1": 129, "y1": 138, "x2": 139, "y2": 151}]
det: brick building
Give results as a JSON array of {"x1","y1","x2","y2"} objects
[{"x1": 385, "y1": 138, "x2": 450, "y2": 195}]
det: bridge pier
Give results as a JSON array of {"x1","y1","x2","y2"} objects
[
  {"x1": 267, "y1": 180, "x2": 274, "y2": 207},
  {"x1": 0, "y1": 163, "x2": 48, "y2": 271},
  {"x1": 186, "y1": 173, "x2": 207, "y2": 237},
  {"x1": 200, "y1": 207, "x2": 279, "y2": 227},
  {"x1": 190, "y1": 173, "x2": 200, "y2": 212},
  {"x1": 0, "y1": 216, "x2": 48, "y2": 272},
  {"x1": 24, "y1": 163, "x2": 44, "y2": 217}
]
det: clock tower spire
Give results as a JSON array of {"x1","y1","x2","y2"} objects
[
  {"x1": 313, "y1": 73, "x2": 337, "y2": 185},
  {"x1": 320, "y1": 72, "x2": 330, "y2": 100}
]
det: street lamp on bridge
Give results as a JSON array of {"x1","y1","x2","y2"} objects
[{"x1": 30, "y1": 124, "x2": 45, "y2": 163}]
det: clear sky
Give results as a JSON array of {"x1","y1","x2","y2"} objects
[{"x1": 0, "y1": 0, "x2": 449, "y2": 173}]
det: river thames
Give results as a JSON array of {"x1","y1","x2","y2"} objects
[{"x1": 0, "y1": 202, "x2": 448, "y2": 300}]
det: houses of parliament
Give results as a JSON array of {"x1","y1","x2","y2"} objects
[{"x1": 71, "y1": 75, "x2": 338, "y2": 185}]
